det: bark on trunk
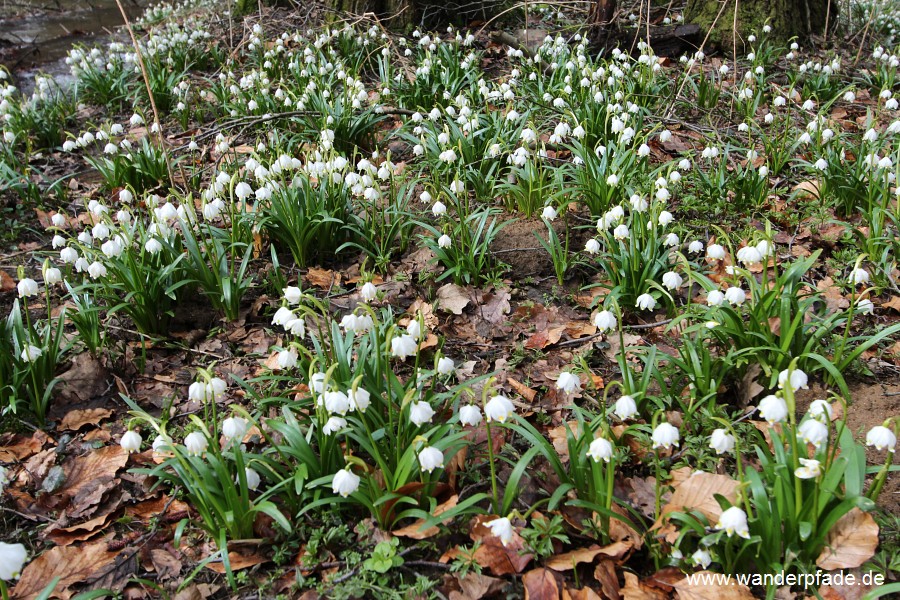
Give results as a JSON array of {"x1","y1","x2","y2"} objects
[
  {"x1": 685, "y1": 0, "x2": 832, "y2": 48},
  {"x1": 321, "y1": 0, "x2": 415, "y2": 28}
]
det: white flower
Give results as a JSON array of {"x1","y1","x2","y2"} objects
[
  {"x1": 17, "y1": 278, "x2": 38, "y2": 298},
  {"x1": 283, "y1": 286, "x2": 303, "y2": 304},
  {"x1": 849, "y1": 267, "x2": 869, "y2": 285},
  {"x1": 664, "y1": 233, "x2": 680, "y2": 247},
  {"x1": 145, "y1": 238, "x2": 162, "y2": 254},
  {"x1": 778, "y1": 368, "x2": 808, "y2": 391},
  {"x1": 706, "y1": 289, "x2": 725, "y2": 307},
  {"x1": 409, "y1": 400, "x2": 435, "y2": 426},
  {"x1": 20, "y1": 345, "x2": 42, "y2": 362},
  {"x1": 0, "y1": 542, "x2": 28, "y2": 580},
  {"x1": 613, "y1": 224, "x2": 630, "y2": 241},
  {"x1": 856, "y1": 298, "x2": 874, "y2": 314},
  {"x1": 323, "y1": 416, "x2": 347, "y2": 435},
  {"x1": 758, "y1": 394, "x2": 788, "y2": 424},
  {"x1": 866, "y1": 426, "x2": 897, "y2": 452},
  {"x1": 459, "y1": 404, "x2": 482, "y2": 426},
  {"x1": 658, "y1": 211, "x2": 674, "y2": 226},
  {"x1": 593, "y1": 310, "x2": 617, "y2": 332},
  {"x1": 724, "y1": 287, "x2": 746, "y2": 306},
  {"x1": 285, "y1": 318, "x2": 305, "y2": 337},
  {"x1": 807, "y1": 399, "x2": 833, "y2": 422},
  {"x1": 222, "y1": 416, "x2": 249, "y2": 440},
  {"x1": 692, "y1": 549, "x2": 712, "y2": 569},
  {"x1": 635, "y1": 293, "x2": 656, "y2": 311},
  {"x1": 391, "y1": 334, "x2": 418, "y2": 359},
  {"x1": 407, "y1": 319, "x2": 422, "y2": 340},
  {"x1": 798, "y1": 418, "x2": 828, "y2": 448},
  {"x1": 614, "y1": 395, "x2": 638, "y2": 420},
  {"x1": 184, "y1": 432, "x2": 208, "y2": 455},
  {"x1": 485, "y1": 517, "x2": 514, "y2": 546},
  {"x1": 662, "y1": 271, "x2": 683, "y2": 290},
  {"x1": 737, "y1": 246, "x2": 763, "y2": 266},
  {"x1": 87, "y1": 261, "x2": 107, "y2": 279},
  {"x1": 243, "y1": 468, "x2": 261, "y2": 491},
  {"x1": 324, "y1": 391, "x2": 350, "y2": 415},
  {"x1": 234, "y1": 182, "x2": 253, "y2": 199},
  {"x1": 586, "y1": 437, "x2": 614, "y2": 462},
  {"x1": 485, "y1": 395, "x2": 515, "y2": 422},
  {"x1": 541, "y1": 205, "x2": 558, "y2": 220},
  {"x1": 348, "y1": 387, "x2": 371, "y2": 412},
  {"x1": 556, "y1": 372, "x2": 580, "y2": 393},
  {"x1": 120, "y1": 430, "x2": 142, "y2": 453},
  {"x1": 418, "y1": 446, "x2": 444, "y2": 473},
  {"x1": 438, "y1": 234, "x2": 451, "y2": 248},
  {"x1": 606, "y1": 173, "x2": 619, "y2": 186},
  {"x1": 651, "y1": 422, "x2": 680, "y2": 450},
  {"x1": 152, "y1": 434, "x2": 172, "y2": 452},
  {"x1": 794, "y1": 458, "x2": 822, "y2": 479},
  {"x1": 706, "y1": 244, "x2": 726, "y2": 260},
  {"x1": 276, "y1": 348, "x2": 298, "y2": 370},
  {"x1": 272, "y1": 307, "x2": 294, "y2": 327},
  {"x1": 709, "y1": 429, "x2": 735, "y2": 454},
  {"x1": 437, "y1": 356, "x2": 455, "y2": 375},
  {"x1": 360, "y1": 282, "x2": 378, "y2": 302},
  {"x1": 431, "y1": 201, "x2": 447, "y2": 218},
  {"x1": 716, "y1": 506, "x2": 750, "y2": 538},
  {"x1": 332, "y1": 468, "x2": 360, "y2": 497}
]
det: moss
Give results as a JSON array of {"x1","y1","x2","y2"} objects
[{"x1": 685, "y1": 0, "x2": 831, "y2": 49}]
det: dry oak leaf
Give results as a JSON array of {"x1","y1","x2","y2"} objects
[
  {"x1": 523, "y1": 568, "x2": 561, "y2": 600},
  {"x1": 393, "y1": 494, "x2": 458, "y2": 540},
  {"x1": 12, "y1": 542, "x2": 118, "y2": 600},
  {"x1": 656, "y1": 471, "x2": 740, "y2": 530},
  {"x1": 672, "y1": 571, "x2": 755, "y2": 599},
  {"x1": 436, "y1": 284, "x2": 471, "y2": 315},
  {"x1": 816, "y1": 508, "x2": 879, "y2": 570}
]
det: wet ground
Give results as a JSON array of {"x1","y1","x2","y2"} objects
[{"x1": 0, "y1": 0, "x2": 143, "y2": 93}]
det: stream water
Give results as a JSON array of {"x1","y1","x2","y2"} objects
[{"x1": 0, "y1": 0, "x2": 144, "y2": 93}]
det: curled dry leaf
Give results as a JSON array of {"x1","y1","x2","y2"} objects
[
  {"x1": 59, "y1": 408, "x2": 113, "y2": 431},
  {"x1": 392, "y1": 494, "x2": 458, "y2": 540},
  {"x1": 545, "y1": 541, "x2": 632, "y2": 571},
  {"x1": 816, "y1": 508, "x2": 879, "y2": 570},
  {"x1": 656, "y1": 471, "x2": 740, "y2": 531}
]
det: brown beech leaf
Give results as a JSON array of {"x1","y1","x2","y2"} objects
[
  {"x1": 546, "y1": 542, "x2": 630, "y2": 571},
  {"x1": 448, "y1": 572, "x2": 507, "y2": 600},
  {"x1": 881, "y1": 296, "x2": 900, "y2": 313},
  {"x1": 59, "y1": 408, "x2": 113, "y2": 431},
  {"x1": 205, "y1": 551, "x2": 267, "y2": 573},
  {"x1": 436, "y1": 284, "x2": 471, "y2": 315},
  {"x1": 44, "y1": 513, "x2": 111, "y2": 546},
  {"x1": 525, "y1": 326, "x2": 566, "y2": 349},
  {"x1": 305, "y1": 267, "x2": 340, "y2": 289},
  {"x1": 393, "y1": 495, "x2": 458, "y2": 539},
  {"x1": 562, "y1": 585, "x2": 603, "y2": 600},
  {"x1": 468, "y1": 515, "x2": 532, "y2": 576},
  {"x1": 523, "y1": 568, "x2": 561, "y2": 600},
  {"x1": 672, "y1": 572, "x2": 755, "y2": 599},
  {"x1": 657, "y1": 472, "x2": 739, "y2": 529},
  {"x1": 0, "y1": 431, "x2": 49, "y2": 461},
  {"x1": 58, "y1": 446, "x2": 129, "y2": 518},
  {"x1": 12, "y1": 542, "x2": 118, "y2": 600},
  {"x1": 0, "y1": 269, "x2": 16, "y2": 293},
  {"x1": 816, "y1": 508, "x2": 879, "y2": 570},
  {"x1": 593, "y1": 559, "x2": 621, "y2": 600},
  {"x1": 620, "y1": 572, "x2": 668, "y2": 600},
  {"x1": 507, "y1": 377, "x2": 537, "y2": 402},
  {"x1": 477, "y1": 289, "x2": 511, "y2": 325}
]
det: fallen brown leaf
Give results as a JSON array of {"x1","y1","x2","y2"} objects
[
  {"x1": 12, "y1": 542, "x2": 118, "y2": 600},
  {"x1": 523, "y1": 568, "x2": 561, "y2": 600},
  {"x1": 448, "y1": 572, "x2": 508, "y2": 600},
  {"x1": 436, "y1": 284, "x2": 471, "y2": 315},
  {"x1": 816, "y1": 508, "x2": 879, "y2": 570},
  {"x1": 60, "y1": 408, "x2": 113, "y2": 431},
  {"x1": 620, "y1": 572, "x2": 668, "y2": 600},
  {"x1": 305, "y1": 268, "x2": 340, "y2": 289},
  {"x1": 657, "y1": 472, "x2": 739, "y2": 531},
  {"x1": 393, "y1": 495, "x2": 458, "y2": 539}
]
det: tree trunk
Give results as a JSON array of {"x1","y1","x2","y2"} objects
[
  {"x1": 685, "y1": 0, "x2": 833, "y2": 48},
  {"x1": 322, "y1": 0, "x2": 415, "y2": 28}
]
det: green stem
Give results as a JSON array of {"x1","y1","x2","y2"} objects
[{"x1": 485, "y1": 420, "x2": 499, "y2": 514}]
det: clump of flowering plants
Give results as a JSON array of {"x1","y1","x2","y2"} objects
[
  {"x1": 670, "y1": 364, "x2": 897, "y2": 583},
  {"x1": 256, "y1": 286, "x2": 490, "y2": 530}
]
